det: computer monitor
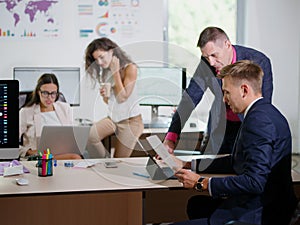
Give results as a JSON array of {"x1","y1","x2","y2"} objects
[
  {"x1": 13, "y1": 67, "x2": 80, "y2": 106},
  {"x1": 0, "y1": 80, "x2": 19, "y2": 160},
  {"x1": 136, "y1": 67, "x2": 186, "y2": 128}
]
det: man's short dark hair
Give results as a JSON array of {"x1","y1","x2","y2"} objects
[{"x1": 197, "y1": 27, "x2": 229, "y2": 48}]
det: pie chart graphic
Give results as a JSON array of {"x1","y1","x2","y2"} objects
[{"x1": 96, "y1": 22, "x2": 108, "y2": 36}]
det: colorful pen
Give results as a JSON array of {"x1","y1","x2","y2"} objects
[{"x1": 132, "y1": 172, "x2": 150, "y2": 179}]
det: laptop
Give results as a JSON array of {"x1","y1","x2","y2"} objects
[
  {"x1": 38, "y1": 126, "x2": 91, "y2": 156},
  {"x1": 145, "y1": 135, "x2": 182, "y2": 180}
]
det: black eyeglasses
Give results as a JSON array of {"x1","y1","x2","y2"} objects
[{"x1": 39, "y1": 90, "x2": 58, "y2": 98}]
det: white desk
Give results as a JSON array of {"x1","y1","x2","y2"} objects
[
  {"x1": 142, "y1": 119, "x2": 207, "y2": 134},
  {"x1": 0, "y1": 157, "x2": 184, "y2": 225},
  {"x1": 0, "y1": 158, "x2": 182, "y2": 194},
  {"x1": 3, "y1": 156, "x2": 299, "y2": 225}
]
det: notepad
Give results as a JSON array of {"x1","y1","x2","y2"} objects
[{"x1": 0, "y1": 160, "x2": 30, "y2": 176}]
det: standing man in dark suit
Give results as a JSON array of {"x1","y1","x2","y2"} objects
[
  {"x1": 174, "y1": 60, "x2": 297, "y2": 225},
  {"x1": 163, "y1": 27, "x2": 273, "y2": 156}
]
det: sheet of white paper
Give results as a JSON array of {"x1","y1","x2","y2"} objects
[
  {"x1": 3, "y1": 165, "x2": 24, "y2": 177},
  {"x1": 74, "y1": 161, "x2": 97, "y2": 168},
  {"x1": 146, "y1": 135, "x2": 181, "y2": 172}
]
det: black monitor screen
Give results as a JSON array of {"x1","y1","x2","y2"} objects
[
  {"x1": 137, "y1": 67, "x2": 186, "y2": 106},
  {"x1": 13, "y1": 67, "x2": 80, "y2": 106},
  {"x1": 0, "y1": 80, "x2": 19, "y2": 148}
]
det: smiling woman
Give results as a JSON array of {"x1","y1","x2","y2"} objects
[{"x1": 19, "y1": 73, "x2": 82, "y2": 160}]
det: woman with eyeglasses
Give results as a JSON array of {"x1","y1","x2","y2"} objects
[{"x1": 19, "y1": 73, "x2": 82, "y2": 160}]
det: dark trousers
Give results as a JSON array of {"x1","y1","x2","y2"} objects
[{"x1": 187, "y1": 195, "x2": 224, "y2": 220}]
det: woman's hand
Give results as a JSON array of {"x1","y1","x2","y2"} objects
[
  {"x1": 26, "y1": 149, "x2": 37, "y2": 156},
  {"x1": 99, "y1": 87, "x2": 109, "y2": 104},
  {"x1": 110, "y1": 56, "x2": 120, "y2": 74}
]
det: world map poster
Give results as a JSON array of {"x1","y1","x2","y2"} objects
[{"x1": 0, "y1": 0, "x2": 62, "y2": 39}]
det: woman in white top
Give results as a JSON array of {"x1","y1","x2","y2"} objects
[
  {"x1": 19, "y1": 73, "x2": 82, "y2": 160},
  {"x1": 85, "y1": 37, "x2": 143, "y2": 158}
]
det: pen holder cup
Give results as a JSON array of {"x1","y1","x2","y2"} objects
[{"x1": 37, "y1": 157, "x2": 53, "y2": 177}]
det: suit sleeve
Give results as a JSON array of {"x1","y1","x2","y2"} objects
[
  {"x1": 259, "y1": 57, "x2": 273, "y2": 103},
  {"x1": 209, "y1": 113, "x2": 276, "y2": 197},
  {"x1": 196, "y1": 155, "x2": 234, "y2": 174},
  {"x1": 167, "y1": 58, "x2": 214, "y2": 136}
]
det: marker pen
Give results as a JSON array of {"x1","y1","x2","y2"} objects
[{"x1": 132, "y1": 172, "x2": 150, "y2": 179}]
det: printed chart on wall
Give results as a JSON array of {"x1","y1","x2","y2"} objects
[
  {"x1": 0, "y1": 0, "x2": 62, "y2": 39},
  {"x1": 77, "y1": 0, "x2": 163, "y2": 43}
]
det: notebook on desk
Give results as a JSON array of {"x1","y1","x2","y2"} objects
[{"x1": 38, "y1": 126, "x2": 91, "y2": 156}]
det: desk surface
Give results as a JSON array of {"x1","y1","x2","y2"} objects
[
  {"x1": 2, "y1": 155, "x2": 300, "y2": 196},
  {"x1": 0, "y1": 156, "x2": 233, "y2": 197},
  {"x1": 0, "y1": 157, "x2": 183, "y2": 196},
  {"x1": 1, "y1": 155, "x2": 298, "y2": 225}
]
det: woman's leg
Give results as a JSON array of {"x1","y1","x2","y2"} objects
[
  {"x1": 114, "y1": 115, "x2": 144, "y2": 158},
  {"x1": 86, "y1": 117, "x2": 116, "y2": 158}
]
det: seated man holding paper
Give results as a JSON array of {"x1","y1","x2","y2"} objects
[{"x1": 173, "y1": 61, "x2": 297, "y2": 225}]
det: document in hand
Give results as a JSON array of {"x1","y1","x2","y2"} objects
[{"x1": 145, "y1": 135, "x2": 182, "y2": 180}]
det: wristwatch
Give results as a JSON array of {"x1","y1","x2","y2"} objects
[{"x1": 195, "y1": 177, "x2": 205, "y2": 192}]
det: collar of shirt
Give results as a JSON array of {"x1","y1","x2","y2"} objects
[
  {"x1": 232, "y1": 45, "x2": 237, "y2": 64},
  {"x1": 244, "y1": 97, "x2": 263, "y2": 118}
]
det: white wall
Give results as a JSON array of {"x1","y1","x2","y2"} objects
[
  {"x1": 0, "y1": 0, "x2": 164, "y2": 123},
  {"x1": 243, "y1": 0, "x2": 300, "y2": 152}
]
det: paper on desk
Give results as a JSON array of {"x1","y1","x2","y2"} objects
[
  {"x1": 4, "y1": 165, "x2": 23, "y2": 177},
  {"x1": 74, "y1": 161, "x2": 97, "y2": 168},
  {"x1": 0, "y1": 160, "x2": 30, "y2": 176}
]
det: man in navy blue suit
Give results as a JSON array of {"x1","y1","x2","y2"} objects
[{"x1": 174, "y1": 60, "x2": 297, "y2": 225}]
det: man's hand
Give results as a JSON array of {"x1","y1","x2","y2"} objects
[
  {"x1": 175, "y1": 169, "x2": 201, "y2": 189},
  {"x1": 163, "y1": 139, "x2": 176, "y2": 154}
]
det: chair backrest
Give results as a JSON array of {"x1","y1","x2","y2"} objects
[{"x1": 19, "y1": 91, "x2": 66, "y2": 109}]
